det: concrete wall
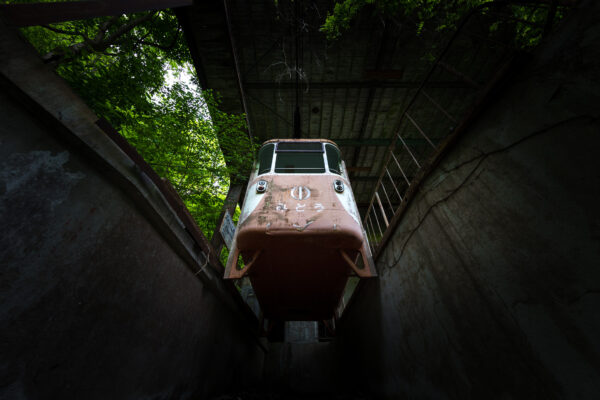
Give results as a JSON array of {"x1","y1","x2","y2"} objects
[
  {"x1": 337, "y1": 1, "x2": 600, "y2": 399},
  {"x1": 3, "y1": 1, "x2": 600, "y2": 398},
  {"x1": 0, "y1": 24, "x2": 264, "y2": 400},
  {"x1": 263, "y1": 342, "x2": 337, "y2": 395}
]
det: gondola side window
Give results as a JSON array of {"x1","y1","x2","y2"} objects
[
  {"x1": 325, "y1": 144, "x2": 342, "y2": 175},
  {"x1": 274, "y1": 142, "x2": 326, "y2": 174},
  {"x1": 258, "y1": 144, "x2": 275, "y2": 175}
]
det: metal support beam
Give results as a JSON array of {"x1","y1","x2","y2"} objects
[
  {"x1": 0, "y1": 0, "x2": 193, "y2": 26},
  {"x1": 346, "y1": 166, "x2": 371, "y2": 172},
  {"x1": 348, "y1": 26, "x2": 390, "y2": 179},
  {"x1": 243, "y1": 80, "x2": 471, "y2": 90},
  {"x1": 334, "y1": 138, "x2": 426, "y2": 147},
  {"x1": 438, "y1": 61, "x2": 480, "y2": 89},
  {"x1": 351, "y1": 175, "x2": 392, "y2": 182},
  {"x1": 223, "y1": 0, "x2": 253, "y2": 142}
]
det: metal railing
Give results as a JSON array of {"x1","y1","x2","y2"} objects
[{"x1": 362, "y1": 0, "x2": 576, "y2": 258}]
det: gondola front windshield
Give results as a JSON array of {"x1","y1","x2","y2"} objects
[
  {"x1": 257, "y1": 141, "x2": 344, "y2": 175},
  {"x1": 274, "y1": 142, "x2": 325, "y2": 174}
]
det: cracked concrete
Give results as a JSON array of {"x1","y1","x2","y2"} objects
[
  {"x1": 391, "y1": 114, "x2": 596, "y2": 264},
  {"x1": 336, "y1": 1, "x2": 600, "y2": 398}
]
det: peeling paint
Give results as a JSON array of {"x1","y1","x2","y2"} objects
[{"x1": 292, "y1": 220, "x2": 314, "y2": 231}]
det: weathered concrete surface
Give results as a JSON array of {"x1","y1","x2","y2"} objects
[
  {"x1": 284, "y1": 322, "x2": 319, "y2": 343},
  {"x1": 263, "y1": 342, "x2": 337, "y2": 395},
  {"x1": 337, "y1": 1, "x2": 600, "y2": 398},
  {"x1": 3, "y1": 1, "x2": 600, "y2": 398},
  {"x1": 0, "y1": 23, "x2": 263, "y2": 400}
]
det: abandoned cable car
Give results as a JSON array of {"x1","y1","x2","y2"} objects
[{"x1": 224, "y1": 139, "x2": 376, "y2": 321}]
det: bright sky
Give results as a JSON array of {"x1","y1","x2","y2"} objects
[
  {"x1": 164, "y1": 62, "x2": 196, "y2": 88},
  {"x1": 157, "y1": 61, "x2": 212, "y2": 121}
]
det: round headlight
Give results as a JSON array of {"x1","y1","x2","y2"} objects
[{"x1": 256, "y1": 180, "x2": 267, "y2": 193}]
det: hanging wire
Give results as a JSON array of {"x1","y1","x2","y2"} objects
[{"x1": 293, "y1": 0, "x2": 304, "y2": 138}]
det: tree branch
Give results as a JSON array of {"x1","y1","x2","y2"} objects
[
  {"x1": 99, "y1": 12, "x2": 156, "y2": 51},
  {"x1": 41, "y1": 12, "x2": 156, "y2": 64},
  {"x1": 137, "y1": 22, "x2": 181, "y2": 51},
  {"x1": 93, "y1": 15, "x2": 120, "y2": 43},
  {"x1": 41, "y1": 24, "x2": 83, "y2": 38}
]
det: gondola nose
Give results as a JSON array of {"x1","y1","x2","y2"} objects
[{"x1": 224, "y1": 139, "x2": 376, "y2": 320}]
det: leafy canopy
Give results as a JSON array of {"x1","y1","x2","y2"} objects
[
  {"x1": 19, "y1": 7, "x2": 256, "y2": 237},
  {"x1": 320, "y1": 0, "x2": 560, "y2": 48},
  {"x1": 320, "y1": 0, "x2": 487, "y2": 39}
]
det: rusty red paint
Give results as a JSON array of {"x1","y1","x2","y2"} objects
[{"x1": 225, "y1": 139, "x2": 376, "y2": 321}]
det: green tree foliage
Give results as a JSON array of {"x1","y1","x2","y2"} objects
[
  {"x1": 320, "y1": 0, "x2": 487, "y2": 39},
  {"x1": 320, "y1": 0, "x2": 561, "y2": 47},
  {"x1": 19, "y1": 9, "x2": 256, "y2": 237}
]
